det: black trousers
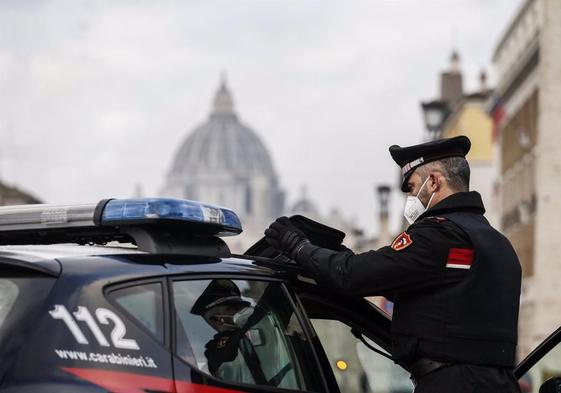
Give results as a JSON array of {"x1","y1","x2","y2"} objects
[{"x1": 414, "y1": 364, "x2": 521, "y2": 393}]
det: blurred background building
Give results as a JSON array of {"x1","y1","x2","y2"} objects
[
  {"x1": 420, "y1": 51, "x2": 499, "y2": 227},
  {"x1": 0, "y1": 181, "x2": 40, "y2": 205},
  {"x1": 490, "y1": 0, "x2": 561, "y2": 359},
  {"x1": 418, "y1": 0, "x2": 561, "y2": 361}
]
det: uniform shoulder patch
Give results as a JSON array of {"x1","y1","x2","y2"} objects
[
  {"x1": 446, "y1": 248, "x2": 474, "y2": 269},
  {"x1": 391, "y1": 231, "x2": 413, "y2": 251}
]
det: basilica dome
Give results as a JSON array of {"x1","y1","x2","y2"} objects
[
  {"x1": 168, "y1": 80, "x2": 276, "y2": 178},
  {"x1": 161, "y1": 78, "x2": 284, "y2": 233}
]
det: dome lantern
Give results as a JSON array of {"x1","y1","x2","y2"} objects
[{"x1": 212, "y1": 74, "x2": 235, "y2": 116}]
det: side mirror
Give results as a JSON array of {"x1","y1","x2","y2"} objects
[{"x1": 540, "y1": 377, "x2": 561, "y2": 393}]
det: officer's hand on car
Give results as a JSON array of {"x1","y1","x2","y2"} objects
[{"x1": 264, "y1": 217, "x2": 310, "y2": 260}]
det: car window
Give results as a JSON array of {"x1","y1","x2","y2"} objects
[
  {"x1": 0, "y1": 279, "x2": 19, "y2": 328},
  {"x1": 0, "y1": 269, "x2": 56, "y2": 380},
  {"x1": 311, "y1": 318, "x2": 413, "y2": 393},
  {"x1": 518, "y1": 339, "x2": 561, "y2": 393},
  {"x1": 172, "y1": 278, "x2": 324, "y2": 392},
  {"x1": 109, "y1": 282, "x2": 164, "y2": 343},
  {"x1": 0, "y1": 273, "x2": 56, "y2": 340}
]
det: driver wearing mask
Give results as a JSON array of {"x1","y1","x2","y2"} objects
[
  {"x1": 264, "y1": 136, "x2": 522, "y2": 393},
  {"x1": 191, "y1": 279, "x2": 258, "y2": 383}
]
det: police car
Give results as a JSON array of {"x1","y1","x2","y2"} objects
[{"x1": 0, "y1": 198, "x2": 559, "y2": 393}]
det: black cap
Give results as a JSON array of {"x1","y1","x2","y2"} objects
[
  {"x1": 191, "y1": 279, "x2": 250, "y2": 315},
  {"x1": 389, "y1": 135, "x2": 471, "y2": 192}
]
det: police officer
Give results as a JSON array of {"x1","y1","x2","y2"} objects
[
  {"x1": 191, "y1": 280, "x2": 257, "y2": 381},
  {"x1": 264, "y1": 136, "x2": 522, "y2": 393}
]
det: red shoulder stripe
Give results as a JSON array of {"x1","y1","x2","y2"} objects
[{"x1": 446, "y1": 248, "x2": 474, "y2": 269}]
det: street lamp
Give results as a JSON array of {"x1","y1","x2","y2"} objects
[
  {"x1": 376, "y1": 185, "x2": 391, "y2": 219},
  {"x1": 420, "y1": 100, "x2": 448, "y2": 140}
]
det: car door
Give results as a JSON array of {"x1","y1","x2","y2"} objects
[
  {"x1": 514, "y1": 327, "x2": 561, "y2": 393},
  {"x1": 169, "y1": 274, "x2": 335, "y2": 393},
  {"x1": 292, "y1": 277, "x2": 414, "y2": 393}
]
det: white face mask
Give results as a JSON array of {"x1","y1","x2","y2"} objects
[
  {"x1": 207, "y1": 306, "x2": 254, "y2": 330},
  {"x1": 403, "y1": 177, "x2": 436, "y2": 224},
  {"x1": 232, "y1": 306, "x2": 253, "y2": 328}
]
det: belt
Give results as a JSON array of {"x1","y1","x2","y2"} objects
[{"x1": 409, "y1": 358, "x2": 452, "y2": 383}]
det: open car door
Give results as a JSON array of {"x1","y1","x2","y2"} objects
[
  {"x1": 295, "y1": 277, "x2": 414, "y2": 393},
  {"x1": 245, "y1": 216, "x2": 415, "y2": 393},
  {"x1": 514, "y1": 326, "x2": 561, "y2": 393}
]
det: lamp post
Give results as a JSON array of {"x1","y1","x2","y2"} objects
[
  {"x1": 376, "y1": 185, "x2": 391, "y2": 220},
  {"x1": 376, "y1": 185, "x2": 391, "y2": 244},
  {"x1": 420, "y1": 100, "x2": 448, "y2": 140}
]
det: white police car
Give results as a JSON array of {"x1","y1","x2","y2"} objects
[{"x1": 0, "y1": 198, "x2": 559, "y2": 393}]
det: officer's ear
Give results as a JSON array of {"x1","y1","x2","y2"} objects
[{"x1": 428, "y1": 172, "x2": 442, "y2": 193}]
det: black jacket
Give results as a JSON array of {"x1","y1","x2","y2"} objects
[{"x1": 296, "y1": 191, "x2": 521, "y2": 366}]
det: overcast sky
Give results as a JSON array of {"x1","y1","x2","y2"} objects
[{"x1": 0, "y1": 0, "x2": 523, "y2": 235}]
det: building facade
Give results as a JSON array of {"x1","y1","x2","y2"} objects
[
  {"x1": 420, "y1": 52, "x2": 500, "y2": 227},
  {"x1": 492, "y1": 0, "x2": 561, "y2": 358}
]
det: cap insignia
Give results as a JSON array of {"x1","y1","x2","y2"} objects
[{"x1": 401, "y1": 157, "x2": 424, "y2": 176}]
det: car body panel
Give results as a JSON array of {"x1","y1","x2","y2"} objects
[{"x1": 0, "y1": 247, "x2": 333, "y2": 392}]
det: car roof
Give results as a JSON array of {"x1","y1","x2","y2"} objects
[{"x1": 0, "y1": 243, "x2": 281, "y2": 279}]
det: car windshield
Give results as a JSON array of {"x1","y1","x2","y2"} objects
[{"x1": 172, "y1": 278, "x2": 324, "y2": 392}]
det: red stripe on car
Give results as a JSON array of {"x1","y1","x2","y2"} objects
[{"x1": 62, "y1": 367, "x2": 243, "y2": 393}]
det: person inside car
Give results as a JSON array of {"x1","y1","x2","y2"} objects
[{"x1": 191, "y1": 279, "x2": 262, "y2": 384}]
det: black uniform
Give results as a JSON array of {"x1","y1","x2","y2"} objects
[{"x1": 296, "y1": 191, "x2": 522, "y2": 392}]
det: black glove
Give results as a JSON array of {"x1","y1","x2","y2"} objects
[
  {"x1": 264, "y1": 217, "x2": 310, "y2": 259},
  {"x1": 205, "y1": 331, "x2": 239, "y2": 375}
]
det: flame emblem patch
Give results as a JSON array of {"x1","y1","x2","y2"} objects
[{"x1": 391, "y1": 231, "x2": 413, "y2": 251}]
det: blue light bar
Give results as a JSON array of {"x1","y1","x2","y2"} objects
[{"x1": 100, "y1": 198, "x2": 242, "y2": 235}]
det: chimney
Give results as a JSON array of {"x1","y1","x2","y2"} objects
[{"x1": 440, "y1": 50, "x2": 463, "y2": 107}]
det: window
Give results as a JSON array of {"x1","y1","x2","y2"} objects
[
  {"x1": 110, "y1": 282, "x2": 164, "y2": 343},
  {"x1": 311, "y1": 319, "x2": 413, "y2": 393},
  {"x1": 0, "y1": 271, "x2": 56, "y2": 380},
  {"x1": 172, "y1": 279, "x2": 323, "y2": 391},
  {"x1": 0, "y1": 279, "x2": 18, "y2": 328},
  {"x1": 0, "y1": 274, "x2": 55, "y2": 340}
]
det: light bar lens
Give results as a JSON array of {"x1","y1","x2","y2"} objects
[
  {"x1": 0, "y1": 198, "x2": 242, "y2": 237},
  {"x1": 101, "y1": 198, "x2": 242, "y2": 233},
  {"x1": 0, "y1": 203, "x2": 97, "y2": 231}
]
